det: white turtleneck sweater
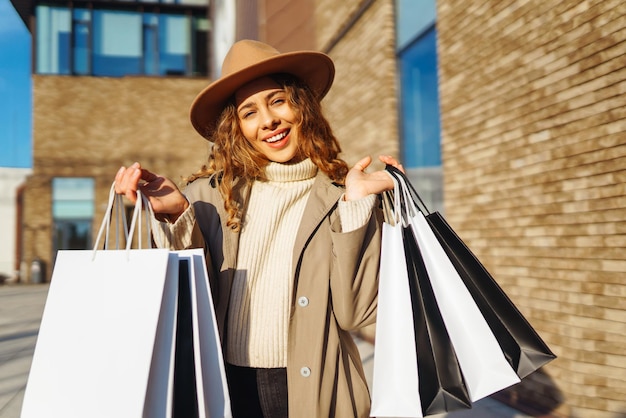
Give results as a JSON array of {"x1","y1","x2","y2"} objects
[
  {"x1": 226, "y1": 159, "x2": 317, "y2": 367},
  {"x1": 151, "y1": 158, "x2": 377, "y2": 368}
]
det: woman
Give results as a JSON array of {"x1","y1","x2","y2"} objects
[{"x1": 115, "y1": 40, "x2": 403, "y2": 418}]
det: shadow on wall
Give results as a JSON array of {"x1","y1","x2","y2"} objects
[{"x1": 493, "y1": 368, "x2": 565, "y2": 417}]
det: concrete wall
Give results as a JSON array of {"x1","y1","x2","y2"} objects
[{"x1": 437, "y1": 1, "x2": 626, "y2": 416}]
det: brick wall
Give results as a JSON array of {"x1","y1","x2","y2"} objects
[
  {"x1": 315, "y1": 0, "x2": 361, "y2": 51},
  {"x1": 33, "y1": 75, "x2": 210, "y2": 179},
  {"x1": 23, "y1": 75, "x2": 212, "y2": 281},
  {"x1": 316, "y1": 0, "x2": 399, "y2": 167},
  {"x1": 437, "y1": 0, "x2": 626, "y2": 416}
]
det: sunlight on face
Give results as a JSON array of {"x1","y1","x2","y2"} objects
[{"x1": 235, "y1": 77, "x2": 302, "y2": 163}]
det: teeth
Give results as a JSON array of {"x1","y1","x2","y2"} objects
[{"x1": 266, "y1": 132, "x2": 287, "y2": 143}]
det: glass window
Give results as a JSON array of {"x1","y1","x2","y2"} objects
[
  {"x1": 177, "y1": 0, "x2": 209, "y2": 4},
  {"x1": 52, "y1": 178, "x2": 95, "y2": 252},
  {"x1": 395, "y1": 0, "x2": 436, "y2": 51},
  {"x1": 73, "y1": 9, "x2": 91, "y2": 75},
  {"x1": 36, "y1": 6, "x2": 209, "y2": 77},
  {"x1": 159, "y1": 0, "x2": 209, "y2": 4},
  {"x1": 399, "y1": 26, "x2": 441, "y2": 168},
  {"x1": 143, "y1": 14, "x2": 159, "y2": 75},
  {"x1": 93, "y1": 10, "x2": 142, "y2": 76},
  {"x1": 193, "y1": 16, "x2": 209, "y2": 76},
  {"x1": 159, "y1": 14, "x2": 190, "y2": 75},
  {"x1": 53, "y1": 220, "x2": 93, "y2": 251},
  {"x1": 52, "y1": 178, "x2": 95, "y2": 219},
  {"x1": 36, "y1": 6, "x2": 71, "y2": 74}
]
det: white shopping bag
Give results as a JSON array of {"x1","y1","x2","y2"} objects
[
  {"x1": 394, "y1": 174, "x2": 521, "y2": 402},
  {"x1": 370, "y1": 185, "x2": 423, "y2": 418},
  {"x1": 22, "y1": 185, "x2": 232, "y2": 418},
  {"x1": 22, "y1": 248, "x2": 178, "y2": 418}
]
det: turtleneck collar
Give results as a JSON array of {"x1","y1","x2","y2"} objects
[{"x1": 264, "y1": 158, "x2": 318, "y2": 182}]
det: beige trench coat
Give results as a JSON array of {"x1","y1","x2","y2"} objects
[{"x1": 178, "y1": 170, "x2": 382, "y2": 418}]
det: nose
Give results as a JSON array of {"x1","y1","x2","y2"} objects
[{"x1": 260, "y1": 107, "x2": 280, "y2": 130}]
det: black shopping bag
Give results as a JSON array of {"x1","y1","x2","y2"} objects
[
  {"x1": 173, "y1": 258, "x2": 200, "y2": 418},
  {"x1": 402, "y1": 224, "x2": 472, "y2": 415},
  {"x1": 426, "y1": 213, "x2": 556, "y2": 378},
  {"x1": 386, "y1": 165, "x2": 556, "y2": 380}
]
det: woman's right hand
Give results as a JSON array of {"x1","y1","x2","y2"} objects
[{"x1": 114, "y1": 162, "x2": 189, "y2": 222}]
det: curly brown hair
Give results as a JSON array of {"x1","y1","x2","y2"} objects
[{"x1": 185, "y1": 74, "x2": 349, "y2": 232}]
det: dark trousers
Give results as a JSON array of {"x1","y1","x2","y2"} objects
[{"x1": 226, "y1": 363, "x2": 289, "y2": 418}]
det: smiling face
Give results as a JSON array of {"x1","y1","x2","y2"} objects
[{"x1": 235, "y1": 76, "x2": 302, "y2": 163}]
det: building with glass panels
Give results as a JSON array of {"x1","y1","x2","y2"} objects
[
  {"x1": 11, "y1": 0, "x2": 216, "y2": 277},
  {"x1": 27, "y1": 0, "x2": 210, "y2": 77}
]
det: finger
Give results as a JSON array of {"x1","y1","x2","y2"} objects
[
  {"x1": 378, "y1": 155, "x2": 396, "y2": 165},
  {"x1": 378, "y1": 155, "x2": 406, "y2": 173},
  {"x1": 114, "y1": 166, "x2": 126, "y2": 193},
  {"x1": 353, "y1": 156, "x2": 373, "y2": 172},
  {"x1": 128, "y1": 166, "x2": 143, "y2": 197},
  {"x1": 119, "y1": 165, "x2": 141, "y2": 203},
  {"x1": 118, "y1": 168, "x2": 136, "y2": 195}
]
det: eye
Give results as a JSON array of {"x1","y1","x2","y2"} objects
[
  {"x1": 241, "y1": 110, "x2": 255, "y2": 119},
  {"x1": 271, "y1": 97, "x2": 286, "y2": 106}
]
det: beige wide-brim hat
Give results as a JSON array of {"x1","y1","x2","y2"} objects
[{"x1": 190, "y1": 39, "x2": 335, "y2": 141}]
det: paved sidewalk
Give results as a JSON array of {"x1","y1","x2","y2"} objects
[
  {"x1": 0, "y1": 284, "x2": 531, "y2": 418},
  {"x1": 0, "y1": 284, "x2": 48, "y2": 418}
]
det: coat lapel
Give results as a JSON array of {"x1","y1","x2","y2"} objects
[{"x1": 292, "y1": 172, "x2": 344, "y2": 271}]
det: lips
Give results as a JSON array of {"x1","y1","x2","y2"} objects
[{"x1": 263, "y1": 129, "x2": 290, "y2": 146}]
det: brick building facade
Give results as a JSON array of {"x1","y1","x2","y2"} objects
[
  {"x1": 437, "y1": 1, "x2": 626, "y2": 416},
  {"x1": 22, "y1": 76, "x2": 211, "y2": 281}
]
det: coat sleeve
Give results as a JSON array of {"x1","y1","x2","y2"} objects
[
  {"x1": 150, "y1": 205, "x2": 205, "y2": 250},
  {"x1": 328, "y1": 198, "x2": 383, "y2": 331},
  {"x1": 150, "y1": 178, "x2": 221, "y2": 251}
]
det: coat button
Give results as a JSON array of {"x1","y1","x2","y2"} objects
[
  {"x1": 300, "y1": 367, "x2": 311, "y2": 377},
  {"x1": 298, "y1": 296, "x2": 309, "y2": 307}
]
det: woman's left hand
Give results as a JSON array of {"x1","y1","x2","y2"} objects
[{"x1": 344, "y1": 155, "x2": 404, "y2": 201}]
